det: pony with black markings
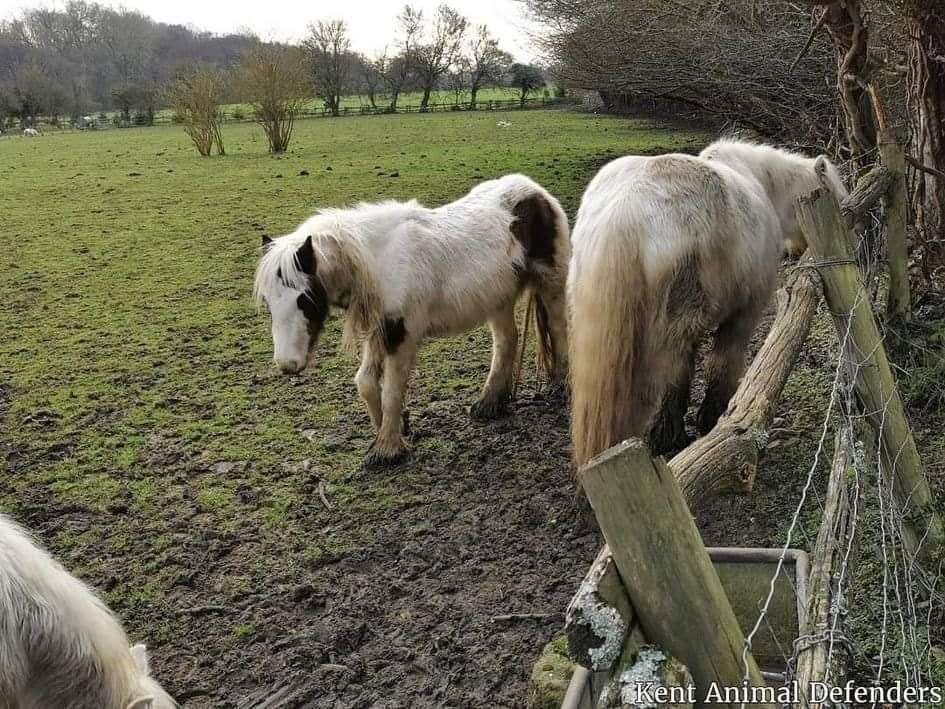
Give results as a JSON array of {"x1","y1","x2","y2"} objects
[
  {"x1": 568, "y1": 138, "x2": 848, "y2": 469},
  {"x1": 254, "y1": 174, "x2": 570, "y2": 467}
]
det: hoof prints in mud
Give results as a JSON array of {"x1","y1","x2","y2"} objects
[{"x1": 212, "y1": 392, "x2": 599, "y2": 709}]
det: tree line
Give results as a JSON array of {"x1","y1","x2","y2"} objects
[
  {"x1": 0, "y1": 1, "x2": 544, "y2": 129},
  {"x1": 306, "y1": 7, "x2": 545, "y2": 116}
]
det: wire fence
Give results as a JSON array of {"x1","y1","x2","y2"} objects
[
  {"x1": 738, "y1": 186, "x2": 944, "y2": 706},
  {"x1": 16, "y1": 96, "x2": 574, "y2": 132}
]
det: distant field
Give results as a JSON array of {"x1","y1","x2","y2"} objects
[
  {"x1": 0, "y1": 110, "x2": 706, "y2": 707},
  {"x1": 66, "y1": 87, "x2": 536, "y2": 126}
]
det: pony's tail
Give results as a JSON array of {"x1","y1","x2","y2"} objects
[
  {"x1": 569, "y1": 239, "x2": 643, "y2": 471},
  {"x1": 531, "y1": 194, "x2": 570, "y2": 382},
  {"x1": 530, "y1": 290, "x2": 555, "y2": 379}
]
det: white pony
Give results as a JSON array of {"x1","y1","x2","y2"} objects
[
  {"x1": 254, "y1": 174, "x2": 570, "y2": 467},
  {"x1": 22, "y1": 127, "x2": 39, "y2": 137},
  {"x1": 568, "y1": 138, "x2": 847, "y2": 467},
  {"x1": 0, "y1": 514, "x2": 177, "y2": 709}
]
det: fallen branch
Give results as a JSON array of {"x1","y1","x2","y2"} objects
[
  {"x1": 492, "y1": 612, "x2": 560, "y2": 623},
  {"x1": 317, "y1": 480, "x2": 333, "y2": 510},
  {"x1": 178, "y1": 605, "x2": 229, "y2": 616},
  {"x1": 905, "y1": 153, "x2": 945, "y2": 182}
]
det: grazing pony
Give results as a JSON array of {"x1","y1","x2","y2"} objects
[
  {"x1": 22, "y1": 127, "x2": 39, "y2": 137},
  {"x1": 0, "y1": 514, "x2": 177, "y2": 709},
  {"x1": 568, "y1": 138, "x2": 847, "y2": 467},
  {"x1": 254, "y1": 174, "x2": 570, "y2": 467}
]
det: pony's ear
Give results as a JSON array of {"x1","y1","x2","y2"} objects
[
  {"x1": 130, "y1": 644, "x2": 150, "y2": 675},
  {"x1": 295, "y1": 235, "x2": 316, "y2": 274},
  {"x1": 261, "y1": 235, "x2": 274, "y2": 251}
]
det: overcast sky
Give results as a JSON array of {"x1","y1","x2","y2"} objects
[{"x1": 1, "y1": 0, "x2": 542, "y2": 61}]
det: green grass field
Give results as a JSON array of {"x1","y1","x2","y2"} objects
[
  {"x1": 0, "y1": 109, "x2": 705, "y2": 705},
  {"x1": 0, "y1": 111, "x2": 701, "y2": 516},
  {"x1": 2, "y1": 108, "x2": 941, "y2": 704}
]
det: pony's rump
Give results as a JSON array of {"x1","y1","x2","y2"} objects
[{"x1": 509, "y1": 190, "x2": 570, "y2": 379}]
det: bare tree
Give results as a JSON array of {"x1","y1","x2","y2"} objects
[
  {"x1": 509, "y1": 62, "x2": 544, "y2": 107},
  {"x1": 238, "y1": 44, "x2": 308, "y2": 153},
  {"x1": 167, "y1": 67, "x2": 226, "y2": 156},
  {"x1": 414, "y1": 4, "x2": 468, "y2": 109},
  {"x1": 304, "y1": 19, "x2": 350, "y2": 117},
  {"x1": 466, "y1": 24, "x2": 511, "y2": 109},
  {"x1": 359, "y1": 51, "x2": 385, "y2": 109},
  {"x1": 528, "y1": 0, "x2": 838, "y2": 146},
  {"x1": 446, "y1": 59, "x2": 468, "y2": 105},
  {"x1": 385, "y1": 6, "x2": 423, "y2": 110}
]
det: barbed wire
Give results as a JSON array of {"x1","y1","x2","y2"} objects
[{"x1": 741, "y1": 214, "x2": 944, "y2": 706}]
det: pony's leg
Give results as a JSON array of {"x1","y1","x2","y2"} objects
[
  {"x1": 354, "y1": 341, "x2": 383, "y2": 431},
  {"x1": 364, "y1": 339, "x2": 417, "y2": 467},
  {"x1": 697, "y1": 310, "x2": 758, "y2": 434},
  {"x1": 470, "y1": 307, "x2": 518, "y2": 420},
  {"x1": 649, "y1": 345, "x2": 696, "y2": 455}
]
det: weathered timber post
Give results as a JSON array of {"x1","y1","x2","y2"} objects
[
  {"x1": 795, "y1": 426, "x2": 862, "y2": 708},
  {"x1": 878, "y1": 130, "x2": 911, "y2": 320},
  {"x1": 566, "y1": 264, "x2": 822, "y2": 670},
  {"x1": 580, "y1": 440, "x2": 771, "y2": 708},
  {"x1": 795, "y1": 177, "x2": 945, "y2": 562}
]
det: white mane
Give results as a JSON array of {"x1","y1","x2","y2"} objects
[
  {"x1": 0, "y1": 514, "x2": 175, "y2": 707},
  {"x1": 700, "y1": 138, "x2": 847, "y2": 208}
]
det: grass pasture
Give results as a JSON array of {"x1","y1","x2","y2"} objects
[
  {"x1": 1, "y1": 110, "x2": 705, "y2": 706},
  {"x1": 2, "y1": 107, "x2": 942, "y2": 706}
]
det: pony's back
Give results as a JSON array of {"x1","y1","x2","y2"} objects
[{"x1": 0, "y1": 514, "x2": 138, "y2": 708}]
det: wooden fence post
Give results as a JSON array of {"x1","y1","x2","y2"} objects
[
  {"x1": 580, "y1": 440, "x2": 771, "y2": 708},
  {"x1": 795, "y1": 176, "x2": 945, "y2": 562}
]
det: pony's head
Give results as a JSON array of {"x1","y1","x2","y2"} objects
[
  {"x1": 700, "y1": 139, "x2": 848, "y2": 255},
  {"x1": 253, "y1": 233, "x2": 330, "y2": 374},
  {"x1": 128, "y1": 644, "x2": 178, "y2": 709}
]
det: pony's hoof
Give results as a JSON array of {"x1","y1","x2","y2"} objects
[
  {"x1": 363, "y1": 446, "x2": 409, "y2": 469},
  {"x1": 469, "y1": 396, "x2": 509, "y2": 421}
]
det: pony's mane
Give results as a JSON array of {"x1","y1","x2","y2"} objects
[
  {"x1": 253, "y1": 207, "x2": 389, "y2": 355},
  {"x1": 702, "y1": 137, "x2": 815, "y2": 168}
]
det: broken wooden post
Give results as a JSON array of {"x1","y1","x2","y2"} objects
[
  {"x1": 580, "y1": 440, "x2": 771, "y2": 708},
  {"x1": 597, "y1": 646, "x2": 693, "y2": 709},
  {"x1": 795, "y1": 176, "x2": 945, "y2": 561},
  {"x1": 795, "y1": 426, "x2": 862, "y2": 708},
  {"x1": 566, "y1": 264, "x2": 822, "y2": 670},
  {"x1": 565, "y1": 545, "x2": 637, "y2": 671}
]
